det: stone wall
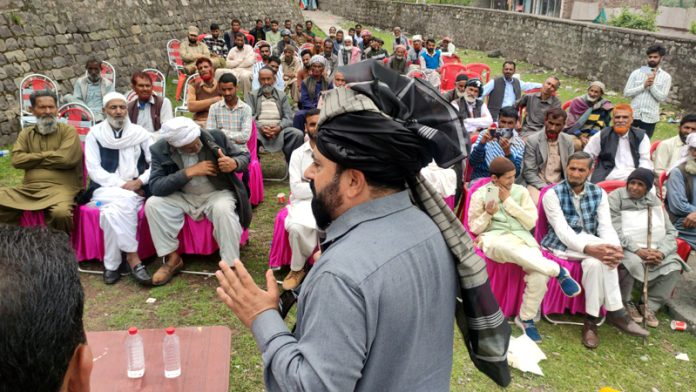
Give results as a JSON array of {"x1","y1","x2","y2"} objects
[
  {"x1": 0, "y1": 0, "x2": 303, "y2": 144},
  {"x1": 320, "y1": 0, "x2": 696, "y2": 112}
]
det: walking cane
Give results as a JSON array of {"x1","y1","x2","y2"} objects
[{"x1": 643, "y1": 205, "x2": 652, "y2": 345}]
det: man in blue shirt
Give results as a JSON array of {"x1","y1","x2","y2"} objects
[{"x1": 419, "y1": 38, "x2": 442, "y2": 71}]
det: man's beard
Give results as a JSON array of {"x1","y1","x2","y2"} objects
[
  {"x1": 261, "y1": 85, "x2": 274, "y2": 96},
  {"x1": 35, "y1": 115, "x2": 58, "y2": 135},
  {"x1": 464, "y1": 94, "x2": 477, "y2": 104},
  {"x1": 236, "y1": 43, "x2": 244, "y2": 49},
  {"x1": 87, "y1": 74, "x2": 101, "y2": 83},
  {"x1": 614, "y1": 125, "x2": 630, "y2": 135},
  {"x1": 310, "y1": 177, "x2": 342, "y2": 230},
  {"x1": 455, "y1": 89, "x2": 466, "y2": 98},
  {"x1": 395, "y1": 54, "x2": 404, "y2": 60},
  {"x1": 584, "y1": 93, "x2": 599, "y2": 103},
  {"x1": 107, "y1": 115, "x2": 126, "y2": 130},
  {"x1": 200, "y1": 72, "x2": 213, "y2": 82},
  {"x1": 344, "y1": 43, "x2": 352, "y2": 49},
  {"x1": 262, "y1": 55, "x2": 270, "y2": 62},
  {"x1": 680, "y1": 132, "x2": 689, "y2": 144},
  {"x1": 685, "y1": 158, "x2": 696, "y2": 175},
  {"x1": 647, "y1": 60, "x2": 659, "y2": 68}
]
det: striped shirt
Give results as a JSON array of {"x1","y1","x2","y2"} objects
[
  {"x1": 206, "y1": 99, "x2": 252, "y2": 151},
  {"x1": 623, "y1": 67, "x2": 672, "y2": 124}
]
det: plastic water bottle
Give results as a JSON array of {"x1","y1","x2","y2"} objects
[
  {"x1": 87, "y1": 200, "x2": 103, "y2": 209},
  {"x1": 126, "y1": 327, "x2": 145, "y2": 378},
  {"x1": 0, "y1": 149, "x2": 9, "y2": 157},
  {"x1": 163, "y1": 327, "x2": 181, "y2": 378}
]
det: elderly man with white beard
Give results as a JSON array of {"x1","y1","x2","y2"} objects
[
  {"x1": 247, "y1": 67, "x2": 304, "y2": 164},
  {"x1": 450, "y1": 78, "x2": 493, "y2": 135},
  {"x1": 0, "y1": 90, "x2": 83, "y2": 232},
  {"x1": 83, "y1": 92, "x2": 154, "y2": 285},
  {"x1": 386, "y1": 45, "x2": 409, "y2": 75}
]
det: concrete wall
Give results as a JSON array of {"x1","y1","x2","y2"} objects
[
  {"x1": 319, "y1": 0, "x2": 696, "y2": 111},
  {"x1": 0, "y1": 0, "x2": 303, "y2": 144}
]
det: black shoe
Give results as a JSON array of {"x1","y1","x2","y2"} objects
[
  {"x1": 130, "y1": 263, "x2": 152, "y2": 286},
  {"x1": 118, "y1": 259, "x2": 132, "y2": 276},
  {"x1": 103, "y1": 269, "x2": 121, "y2": 285}
]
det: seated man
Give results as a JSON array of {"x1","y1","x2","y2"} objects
[
  {"x1": 187, "y1": 57, "x2": 222, "y2": 127},
  {"x1": 332, "y1": 70, "x2": 346, "y2": 87},
  {"x1": 521, "y1": 107, "x2": 575, "y2": 203},
  {"x1": 515, "y1": 76, "x2": 561, "y2": 138},
  {"x1": 407, "y1": 35, "x2": 424, "y2": 64},
  {"x1": 312, "y1": 36, "x2": 324, "y2": 56},
  {"x1": 295, "y1": 50, "x2": 313, "y2": 98},
  {"x1": 364, "y1": 38, "x2": 388, "y2": 61},
  {"x1": 386, "y1": 45, "x2": 410, "y2": 75},
  {"x1": 321, "y1": 39, "x2": 338, "y2": 77},
  {"x1": 468, "y1": 157, "x2": 581, "y2": 342},
  {"x1": 249, "y1": 19, "x2": 266, "y2": 43},
  {"x1": 266, "y1": 20, "x2": 282, "y2": 48},
  {"x1": 251, "y1": 43, "x2": 285, "y2": 91},
  {"x1": 305, "y1": 20, "x2": 317, "y2": 38},
  {"x1": 203, "y1": 22, "x2": 229, "y2": 58},
  {"x1": 0, "y1": 226, "x2": 92, "y2": 392},
  {"x1": 292, "y1": 23, "x2": 310, "y2": 45},
  {"x1": 469, "y1": 107, "x2": 524, "y2": 182},
  {"x1": 482, "y1": 61, "x2": 542, "y2": 121},
  {"x1": 439, "y1": 36, "x2": 456, "y2": 57},
  {"x1": 0, "y1": 90, "x2": 82, "y2": 232},
  {"x1": 293, "y1": 56, "x2": 332, "y2": 130},
  {"x1": 223, "y1": 18, "x2": 249, "y2": 48},
  {"x1": 337, "y1": 36, "x2": 361, "y2": 66},
  {"x1": 392, "y1": 26, "x2": 411, "y2": 52},
  {"x1": 564, "y1": 81, "x2": 614, "y2": 151},
  {"x1": 127, "y1": 71, "x2": 173, "y2": 136},
  {"x1": 584, "y1": 104, "x2": 652, "y2": 183},
  {"x1": 442, "y1": 73, "x2": 468, "y2": 102},
  {"x1": 282, "y1": 109, "x2": 321, "y2": 290},
  {"x1": 419, "y1": 38, "x2": 442, "y2": 71},
  {"x1": 666, "y1": 133, "x2": 696, "y2": 250},
  {"x1": 275, "y1": 29, "x2": 297, "y2": 57},
  {"x1": 451, "y1": 78, "x2": 493, "y2": 136},
  {"x1": 609, "y1": 168, "x2": 689, "y2": 328},
  {"x1": 223, "y1": 32, "x2": 256, "y2": 97},
  {"x1": 247, "y1": 67, "x2": 304, "y2": 163},
  {"x1": 280, "y1": 45, "x2": 301, "y2": 103},
  {"x1": 180, "y1": 26, "x2": 225, "y2": 74},
  {"x1": 654, "y1": 114, "x2": 696, "y2": 179},
  {"x1": 206, "y1": 73, "x2": 253, "y2": 152},
  {"x1": 84, "y1": 92, "x2": 153, "y2": 285},
  {"x1": 332, "y1": 30, "x2": 344, "y2": 55},
  {"x1": 72, "y1": 58, "x2": 115, "y2": 121},
  {"x1": 145, "y1": 117, "x2": 251, "y2": 286},
  {"x1": 541, "y1": 152, "x2": 649, "y2": 349}
]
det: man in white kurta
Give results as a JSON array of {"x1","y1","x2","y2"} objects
[
  {"x1": 84, "y1": 92, "x2": 153, "y2": 285},
  {"x1": 221, "y1": 33, "x2": 256, "y2": 97},
  {"x1": 541, "y1": 152, "x2": 648, "y2": 349},
  {"x1": 282, "y1": 109, "x2": 321, "y2": 290}
]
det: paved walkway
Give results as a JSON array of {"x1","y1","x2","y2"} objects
[
  {"x1": 301, "y1": 9, "x2": 348, "y2": 34},
  {"x1": 304, "y1": 7, "x2": 696, "y2": 336}
]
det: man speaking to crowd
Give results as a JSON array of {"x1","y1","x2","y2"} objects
[{"x1": 214, "y1": 64, "x2": 511, "y2": 391}]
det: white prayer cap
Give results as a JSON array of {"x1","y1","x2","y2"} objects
[
  {"x1": 687, "y1": 133, "x2": 696, "y2": 149},
  {"x1": 343, "y1": 36, "x2": 353, "y2": 43},
  {"x1": 309, "y1": 55, "x2": 327, "y2": 67},
  {"x1": 412, "y1": 34, "x2": 423, "y2": 42},
  {"x1": 160, "y1": 117, "x2": 201, "y2": 147},
  {"x1": 102, "y1": 92, "x2": 127, "y2": 107}
]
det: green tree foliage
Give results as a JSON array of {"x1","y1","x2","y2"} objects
[{"x1": 608, "y1": 6, "x2": 659, "y2": 32}]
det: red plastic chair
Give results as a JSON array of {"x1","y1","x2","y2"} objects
[
  {"x1": 166, "y1": 39, "x2": 189, "y2": 101},
  {"x1": 650, "y1": 140, "x2": 661, "y2": 161},
  {"x1": 18, "y1": 74, "x2": 59, "y2": 129},
  {"x1": 143, "y1": 68, "x2": 166, "y2": 98},
  {"x1": 299, "y1": 43, "x2": 314, "y2": 53},
  {"x1": 597, "y1": 180, "x2": 626, "y2": 194},
  {"x1": 100, "y1": 61, "x2": 116, "y2": 86},
  {"x1": 465, "y1": 63, "x2": 491, "y2": 83},
  {"x1": 58, "y1": 103, "x2": 95, "y2": 141},
  {"x1": 439, "y1": 63, "x2": 468, "y2": 92},
  {"x1": 461, "y1": 178, "x2": 526, "y2": 317},
  {"x1": 658, "y1": 171, "x2": 669, "y2": 201},
  {"x1": 464, "y1": 71, "x2": 481, "y2": 81},
  {"x1": 562, "y1": 100, "x2": 571, "y2": 111},
  {"x1": 442, "y1": 53, "x2": 461, "y2": 65}
]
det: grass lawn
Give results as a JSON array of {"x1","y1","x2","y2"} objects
[{"x1": 1, "y1": 29, "x2": 695, "y2": 391}]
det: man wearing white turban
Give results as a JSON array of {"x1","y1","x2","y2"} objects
[
  {"x1": 145, "y1": 117, "x2": 252, "y2": 285},
  {"x1": 83, "y1": 92, "x2": 153, "y2": 285}
]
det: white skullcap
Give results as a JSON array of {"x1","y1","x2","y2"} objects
[
  {"x1": 343, "y1": 36, "x2": 353, "y2": 43},
  {"x1": 309, "y1": 55, "x2": 327, "y2": 66},
  {"x1": 160, "y1": 117, "x2": 201, "y2": 147},
  {"x1": 687, "y1": 133, "x2": 696, "y2": 149},
  {"x1": 412, "y1": 34, "x2": 423, "y2": 42},
  {"x1": 589, "y1": 81, "x2": 606, "y2": 93},
  {"x1": 102, "y1": 92, "x2": 127, "y2": 107}
]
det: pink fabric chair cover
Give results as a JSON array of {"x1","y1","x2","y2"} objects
[
  {"x1": 268, "y1": 206, "x2": 292, "y2": 269},
  {"x1": 247, "y1": 122, "x2": 264, "y2": 206},
  {"x1": 462, "y1": 178, "x2": 525, "y2": 317},
  {"x1": 534, "y1": 184, "x2": 588, "y2": 315},
  {"x1": 444, "y1": 195, "x2": 455, "y2": 211},
  {"x1": 19, "y1": 210, "x2": 46, "y2": 227}
]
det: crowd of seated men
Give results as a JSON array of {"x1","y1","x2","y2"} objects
[{"x1": 0, "y1": 16, "x2": 692, "y2": 349}]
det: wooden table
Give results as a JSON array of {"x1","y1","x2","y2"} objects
[{"x1": 87, "y1": 326, "x2": 231, "y2": 392}]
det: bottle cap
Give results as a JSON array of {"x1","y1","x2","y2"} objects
[
  {"x1": 166, "y1": 327, "x2": 175, "y2": 335},
  {"x1": 128, "y1": 327, "x2": 138, "y2": 335}
]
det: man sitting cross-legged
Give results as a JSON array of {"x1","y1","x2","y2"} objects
[
  {"x1": 84, "y1": 92, "x2": 153, "y2": 285},
  {"x1": 145, "y1": 117, "x2": 252, "y2": 286},
  {"x1": 0, "y1": 90, "x2": 83, "y2": 232},
  {"x1": 609, "y1": 168, "x2": 689, "y2": 328},
  {"x1": 282, "y1": 109, "x2": 321, "y2": 290},
  {"x1": 541, "y1": 152, "x2": 649, "y2": 349},
  {"x1": 247, "y1": 67, "x2": 304, "y2": 164},
  {"x1": 468, "y1": 157, "x2": 581, "y2": 342}
]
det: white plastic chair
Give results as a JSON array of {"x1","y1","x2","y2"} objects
[
  {"x1": 174, "y1": 73, "x2": 199, "y2": 116},
  {"x1": 18, "y1": 73, "x2": 60, "y2": 129},
  {"x1": 143, "y1": 68, "x2": 166, "y2": 97}
]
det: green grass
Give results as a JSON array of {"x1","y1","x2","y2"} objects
[{"x1": 2, "y1": 34, "x2": 696, "y2": 391}]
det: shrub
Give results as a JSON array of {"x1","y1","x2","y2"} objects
[
  {"x1": 690, "y1": 21, "x2": 696, "y2": 35},
  {"x1": 608, "y1": 6, "x2": 658, "y2": 32}
]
